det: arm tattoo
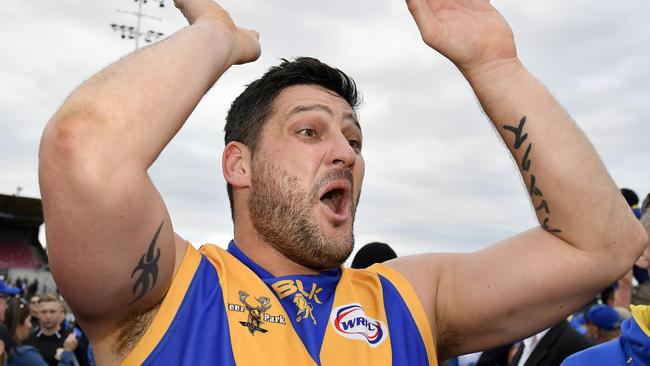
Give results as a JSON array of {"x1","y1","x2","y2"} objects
[
  {"x1": 503, "y1": 117, "x2": 562, "y2": 233},
  {"x1": 502, "y1": 116, "x2": 529, "y2": 149},
  {"x1": 129, "y1": 221, "x2": 163, "y2": 305}
]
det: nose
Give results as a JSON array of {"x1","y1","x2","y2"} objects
[{"x1": 327, "y1": 132, "x2": 357, "y2": 168}]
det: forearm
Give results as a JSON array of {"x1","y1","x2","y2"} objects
[
  {"x1": 465, "y1": 58, "x2": 646, "y2": 266},
  {"x1": 43, "y1": 19, "x2": 236, "y2": 170}
]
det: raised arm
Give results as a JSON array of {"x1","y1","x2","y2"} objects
[
  {"x1": 386, "y1": 0, "x2": 648, "y2": 359},
  {"x1": 38, "y1": 0, "x2": 259, "y2": 338}
]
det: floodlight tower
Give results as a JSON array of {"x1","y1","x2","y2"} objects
[{"x1": 111, "y1": 0, "x2": 166, "y2": 51}]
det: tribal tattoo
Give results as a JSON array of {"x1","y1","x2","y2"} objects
[
  {"x1": 503, "y1": 117, "x2": 561, "y2": 233},
  {"x1": 129, "y1": 221, "x2": 163, "y2": 304}
]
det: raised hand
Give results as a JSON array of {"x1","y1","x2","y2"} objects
[
  {"x1": 405, "y1": 0, "x2": 516, "y2": 74},
  {"x1": 173, "y1": 0, "x2": 260, "y2": 65}
]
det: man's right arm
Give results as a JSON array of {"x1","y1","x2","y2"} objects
[{"x1": 38, "y1": 0, "x2": 260, "y2": 336}]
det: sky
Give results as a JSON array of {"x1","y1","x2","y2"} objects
[{"x1": 1, "y1": 0, "x2": 649, "y2": 260}]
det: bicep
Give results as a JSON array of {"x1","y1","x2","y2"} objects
[
  {"x1": 40, "y1": 158, "x2": 181, "y2": 326},
  {"x1": 386, "y1": 227, "x2": 608, "y2": 359}
]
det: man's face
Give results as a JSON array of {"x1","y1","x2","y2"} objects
[
  {"x1": 39, "y1": 301, "x2": 63, "y2": 331},
  {"x1": 248, "y1": 85, "x2": 365, "y2": 270},
  {"x1": 29, "y1": 296, "x2": 40, "y2": 317}
]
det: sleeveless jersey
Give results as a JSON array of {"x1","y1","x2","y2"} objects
[{"x1": 121, "y1": 242, "x2": 437, "y2": 365}]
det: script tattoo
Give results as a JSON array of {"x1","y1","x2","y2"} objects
[
  {"x1": 503, "y1": 117, "x2": 561, "y2": 233},
  {"x1": 129, "y1": 221, "x2": 163, "y2": 305}
]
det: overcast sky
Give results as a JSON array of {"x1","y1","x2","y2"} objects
[{"x1": 1, "y1": 0, "x2": 649, "y2": 260}]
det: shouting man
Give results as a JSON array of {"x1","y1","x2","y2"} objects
[{"x1": 38, "y1": 0, "x2": 647, "y2": 365}]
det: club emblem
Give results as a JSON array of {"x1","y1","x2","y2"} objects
[{"x1": 238, "y1": 290, "x2": 272, "y2": 335}]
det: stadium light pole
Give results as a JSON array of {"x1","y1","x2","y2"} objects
[{"x1": 111, "y1": 0, "x2": 166, "y2": 51}]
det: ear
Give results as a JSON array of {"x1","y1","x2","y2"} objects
[{"x1": 222, "y1": 142, "x2": 252, "y2": 189}]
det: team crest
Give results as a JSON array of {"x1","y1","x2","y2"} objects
[
  {"x1": 330, "y1": 303, "x2": 387, "y2": 347},
  {"x1": 237, "y1": 290, "x2": 272, "y2": 334}
]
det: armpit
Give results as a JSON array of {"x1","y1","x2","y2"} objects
[{"x1": 114, "y1": 301, "x2": 162, "y2": 357}]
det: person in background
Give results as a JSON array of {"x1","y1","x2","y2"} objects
[
  {"x1": 24, "y1": 294, "x2": 77, "y2": 366},
  {"x1": 4, "y1": 298, "x2": 77, "y2": 366},
  {"x1": 507, "y1": 319, "x2": 591, "y2": 366},
  {"x1": 562, "y1": 193, "x2": 650, "y2": 366},
  {"x1": 583, "y1": 304, "x2": 622, "y2": 344},
  {"x1": 0, "y1": 279, "x2": 22, "y2": 324},
  {"x1": 350, "y1": 242, "x2": 397, "y2": 269},
  {"x1": 29, "y1": 295, "x2": 41, "y2": 331}
]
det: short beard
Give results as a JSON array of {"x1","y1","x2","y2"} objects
[{"x1": 248, "y1": 158, "x2": 356, "y2": 271}]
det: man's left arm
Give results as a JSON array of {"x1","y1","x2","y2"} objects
[{"x1": 386, "y1": 0, "x2": 648, "y2": 359}]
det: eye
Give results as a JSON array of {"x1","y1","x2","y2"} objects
[
  {"x1": 348, "y1": 139, "x2": 362, "y2": 151},
  {"x1": 298, "y1": 128, "x2": 317, "y2": 138}
]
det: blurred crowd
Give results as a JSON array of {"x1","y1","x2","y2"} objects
[{"x1": 0, "y1": 285, "x2": 95, "y2": 366}]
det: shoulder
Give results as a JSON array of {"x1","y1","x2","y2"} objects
[{"x1": 9, "y1": 345, "x2": 48, "y2": 365}]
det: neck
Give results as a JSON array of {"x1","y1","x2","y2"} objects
[
  {"x1": 233, "y1": 219, "x2": 323, "y2": 276},
  {"x1": 40, "y1": 324, "x2": 61, "y2": 336}
]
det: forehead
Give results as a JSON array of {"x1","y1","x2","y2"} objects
[
  {"x1": 40, "y1": 301, "x2": 62, "y2": 311},
  {"x1": 270, "y1": 85, "x2": 359, "y2": 127}
]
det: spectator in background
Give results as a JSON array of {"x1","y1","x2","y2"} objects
[
  {"x1": 0, "y1": 280, "x2": 21, "y2": 365},
  {"x1": 1, "y1": 279, "x2": 22, "y2": 324},
  {"x1": 29, "y1": 295, "x2": 41, "y2": 331},
  {"x1": 583, "y1": 304, "x2": 622, "y2": 344},
  {"x1": 24, "y1": 294, "x2": 77, "y2": 366},
  {"x1": 350, "y1": 242, "x2": 397, "y2": 269},
  {"x1": 562, "y1": 193, "x2": 650, "y2": 366},
  {"x1": 3, "y1": 298, "x2": 77, "y2": 366},
  {"x1": 508, "y1": 320, "x2": 592, "y2": 366}
]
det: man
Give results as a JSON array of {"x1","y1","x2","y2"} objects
[
  {"x1": 0, "y1": 279, "x2": 21, "y2": 324},
  {"x1": 38, "y1": 0, "x2": 647, "y2": 365},
  {"x1": 29, "y1": 294, "x2": 41, "y2": 331},
  {"x1": 24, "y1": 293, "x2": 78, "y2": 366},
  {"x1": 562, "y1": 195, "x2": 650, "y2": 366},
  {"x1": 508, "y1": 320, "x2": 592, "y2": 366},
  {"x1": 583, "y1": 304, "x2": 622, "y2": 344},
  {"x1": 0, "y1": 279, "x2": 21, "y2": 361}
]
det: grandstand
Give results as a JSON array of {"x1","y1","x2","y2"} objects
[{"x1": 0, "y1": 193, "x2": 54, "y2": 294}]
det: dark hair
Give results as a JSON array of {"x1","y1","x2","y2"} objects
[
  {"x1": 621, "y1": 188, "x2": 639, "y2": 207},
  {"x1": 224, "y1": 57, "x2": 361, "y2": 219},
  {"x1": 351, "y1": 242, "x2": 397, "y2": 269},
  {"x1": 5, "y1": 298, "x2": 30, "y2": 345}
]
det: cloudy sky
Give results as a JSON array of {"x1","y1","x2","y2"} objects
[{"x1": 1, "y1": 0, "x2": 649, "y2": 260}]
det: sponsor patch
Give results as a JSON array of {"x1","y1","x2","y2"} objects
[
  {"x1": 231, "y1": 290, "x2": 285, "y2": 335},
  {"x1": 330, "y1": 303, "x2": 387, "y2": 347}
]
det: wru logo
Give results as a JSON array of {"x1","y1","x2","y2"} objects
[{"x1": 330, "y1": 304, "x2": 387, "y2": 347}]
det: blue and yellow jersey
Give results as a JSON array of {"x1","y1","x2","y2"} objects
[{"x1": 121, "y1": 242, "x2": 437, "y2": 365}]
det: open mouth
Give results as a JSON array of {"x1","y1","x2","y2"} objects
[
  {"x1": 318, "y1": 180, "x2": 352, "y2": 222},
  {"x1": 320, "y1": 188, "x2": 346, "y2": 215}
]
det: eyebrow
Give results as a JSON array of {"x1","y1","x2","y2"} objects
[{"x1": 287, "y1": 104, "x2": 362, "y2": 132}]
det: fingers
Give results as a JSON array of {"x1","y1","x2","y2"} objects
[
  {"x1": 405, "y1": 0, "x2": 437, "y2": 37},
  {"x1": 233, "y1": 28, "x2": 262, "y2": 65}
]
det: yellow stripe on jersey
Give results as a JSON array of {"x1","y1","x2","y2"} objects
[
  {"x1": 320, "y1": 268, "x2": 393, "y2": 364},
  {"x1": 200, "y1": 244, "x2": 317, "y2": 366},
  {"x1": 121, "y1": 243, "x2": 202, "y2": 366},
  {"x1": 368, "y1": 263, "x2": 438, "y2": 364}
]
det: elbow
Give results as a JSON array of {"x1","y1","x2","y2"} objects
[
  {"x1": 39, "y1": 107, "x2": 114, "y2": 191},
  {"x1": 630, "y1": 220, "x2": 649, "y2": 260},
  {"x1": 610, "y1": 218, "x2": 648, "y2": 274}
]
